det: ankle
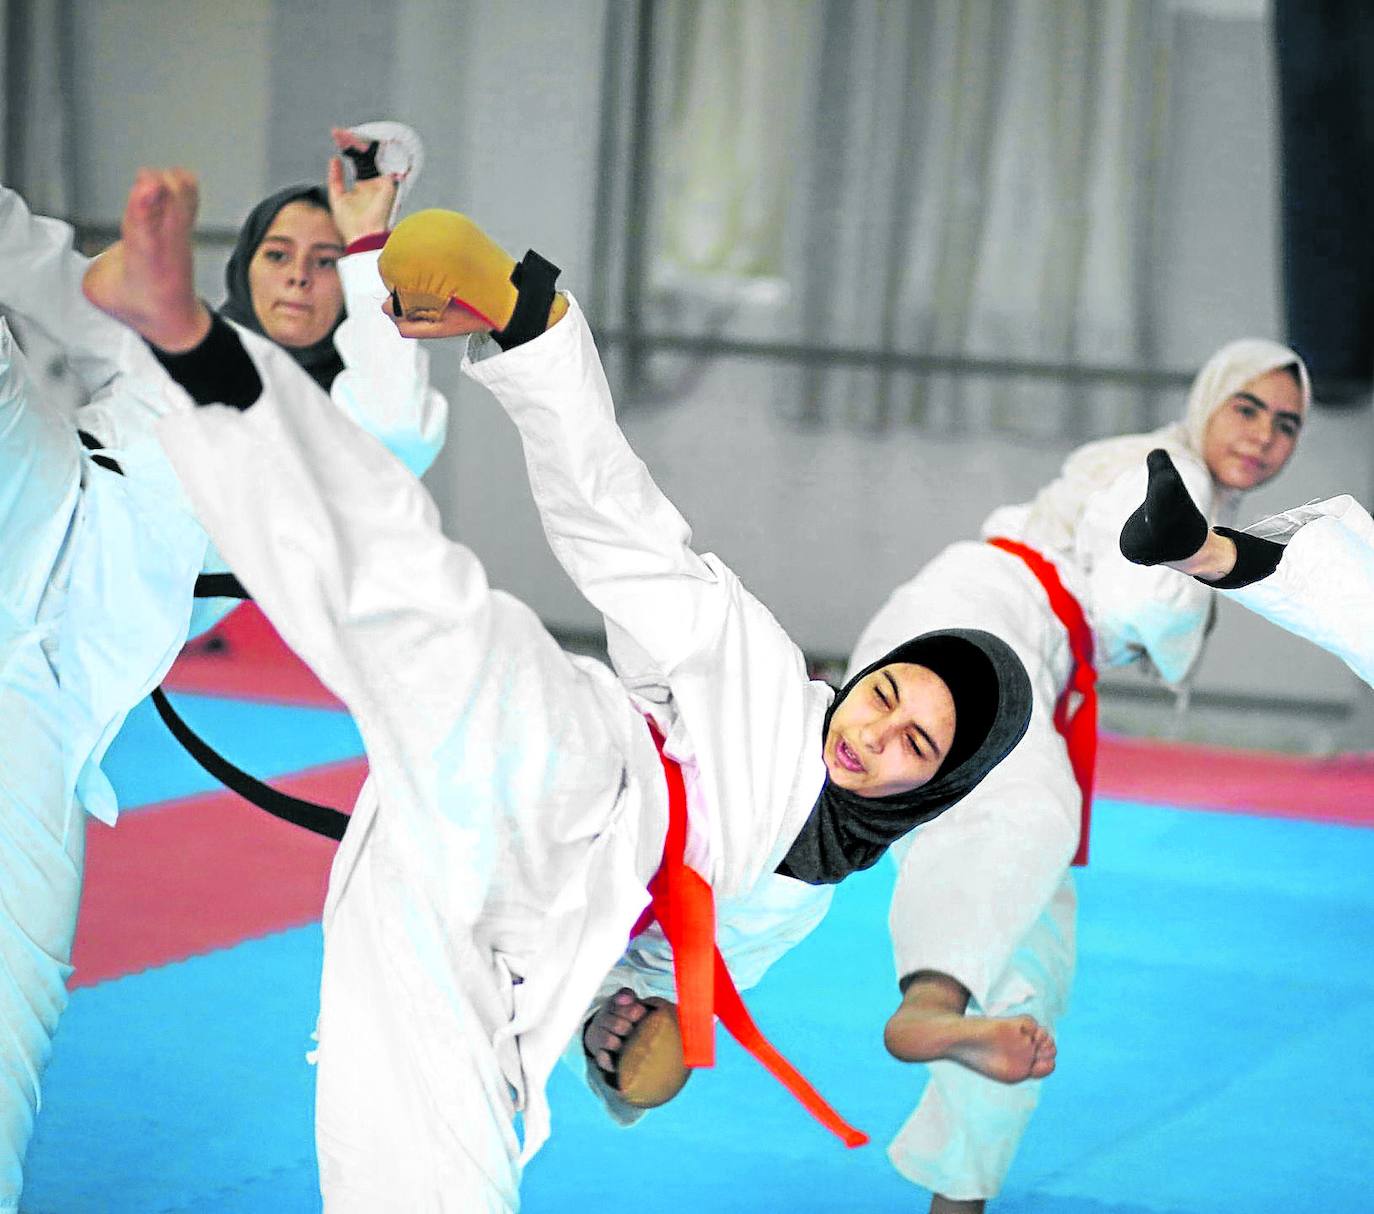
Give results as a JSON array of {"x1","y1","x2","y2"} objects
[
  {"x1": 1174, "y1": 529, "x2": 1233, "y2": 579},
  {"x1": 1203, "y1": 527, "x2": 1286, "y2": 588},
  {"x1": 884, "y1": 1005, "x2": 966, "y2": 1062},
  {"x1": 146, "y1": 300, "x2": 213, "y2": 355}
]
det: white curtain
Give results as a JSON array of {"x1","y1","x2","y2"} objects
[
  {"x1": 0, "y1": 0, "x2": 73, "y2": 214},
  {"x1": 1, "y1": 0, "x2": 82, "y2": 415},
  {"x1": 646, "y1": 0, "x2": 1171, "y2": 439},
  {"x1": 651, "y1": 0, "x2": 815, "y2": 301}
]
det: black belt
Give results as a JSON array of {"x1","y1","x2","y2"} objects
[{"x1": 79, "y1": 428, "x2": 350, "y2": 840}]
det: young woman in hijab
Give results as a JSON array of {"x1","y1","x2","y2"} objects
[
  {"x1": 0, "y1": 124, "x2": 438, "y2": 1211},
  {"x1": 585, "y1": 341, "x2": 1313, "y2": 1212},
  {"x1": 1122, "y1": 448, "x2": 1373, "y2": 687},
  {"x1": 83, "y1": 175, "x2": 1036, "y2": 1212},
  {"x1": 831, "y1": 339, "x2": 1307, "y2": 1214}
]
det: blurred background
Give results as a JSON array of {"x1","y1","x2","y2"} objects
[
  {"x1": 4, "y1": 0, "x2": 1372, "y2": 751},
  {"x1": 5, "y1": 5, "x2": 1374, "y2": 1212}
]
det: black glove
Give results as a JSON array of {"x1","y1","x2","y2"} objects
[{"x1": 1119, "y1": 448, "x2": 1209, "y2": 566}]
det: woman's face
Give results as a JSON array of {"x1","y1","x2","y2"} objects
[
  {"x1": 1202, "y1": 367, "x2": 1304, "y2": 491},
  {"x1": 823, "y1": 662, "x2": 957, "y2": 799},
  {"x1": 247, "y1": 201, "x2": 346, "y2": 348}
]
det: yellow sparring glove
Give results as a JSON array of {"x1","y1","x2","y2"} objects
[
  {"x1": 378, "y1": 209, "x2": 568, "y2": 339},
  {"x1": 613, "y1": 998, "x2": 692, "y2": 1109}
]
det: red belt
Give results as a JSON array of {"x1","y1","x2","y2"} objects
[
  {"x1": 986, "y1": 537, "x2": 1096, "y2": 866},
  {"x1": 630, "y1": 718, "x2": 868, "y2": 1148}
]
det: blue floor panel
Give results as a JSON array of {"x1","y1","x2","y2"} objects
[
  {"x1": 102, "y1": 693, "x2": 364, "y2": 812},
  {"x1": 26, "y1": 792, "x2": 1374, "y2": 1212},
  {"x1": 25, "y1": 927, "x2": 324, "y2": 1214}
]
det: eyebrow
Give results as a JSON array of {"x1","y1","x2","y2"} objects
[
  {"x1": 260, "y1": 234, "x2": 345, "y2": 254},
  {"x1": 1234, "y1": 391, "x2": 1303, "y2": 428},
  {"x1": 886, "y1": 670, "x2": 942, "y2": 757}
]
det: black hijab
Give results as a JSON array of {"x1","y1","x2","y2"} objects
[
  {"x1": 777, "y1": 629, "x2": 1033, "y2": 885},
  {"x1": 218, "y1": 184, "x2": 346, "y2": 392}
]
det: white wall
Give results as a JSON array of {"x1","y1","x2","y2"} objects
[{"x1": 58, "y1": 0, "x2": 1372, "y2": 731}]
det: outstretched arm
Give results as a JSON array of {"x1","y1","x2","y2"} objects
[
  {"x1": 1223, "y1": 497, "x2": 1374, "y2": 688},
  {"x1": 1119, "y1": 449, "x2": 1374, "y2": 685},
  {"x1": 1119, "y1": 448, "x2": 1285, "y2": 586},
  {"x1": 379, "y1": 212, "x2": 830, "y2": 895},
  {"x1": 326, "y1": 140, "x2": 448, "y2": 476},
  {"x1": 1079, "y1": 449, "x2": 1221, "y2": 684}
]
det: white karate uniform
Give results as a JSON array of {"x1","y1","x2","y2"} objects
[
  {"x1": 852, "y1": 453, "x2": 1218, "y2": 1202},
  {"x1": 0, "y1": 182, "x2": 446, "y2": 1210},
  {"x1": 1226, "y1": 495, "x2": 1374, "y2": 688},
  {"x1": 152, "y1": 298, "x2": 835, "y2": 1211}
]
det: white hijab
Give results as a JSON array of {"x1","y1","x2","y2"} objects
[{"x1": 1019, "y1": 338, "x2": 1312, "y2": 550}]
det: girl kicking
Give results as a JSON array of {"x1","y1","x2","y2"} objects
[{"x1": 83, "y1": 175, "x2": 1035, "y2": 1211}]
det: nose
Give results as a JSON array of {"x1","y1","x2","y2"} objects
[
  {"x1": 287, "y1": 256, "x2": 313, "y2": 288},
  {"x1": 858, "y1": 718, "x2": 893, "y2": 754},
  {"x1": 1255, "y1": 415, "x2": 1280, "y2": 451}
]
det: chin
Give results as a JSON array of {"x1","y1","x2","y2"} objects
[
  {"x1": 272, "y1": 325, "x2": 322, "y2": 349},
  {"x1": 824, "y1": 763, "x2": 859, "y2": 792},
  {"x1": 1222, "y1": 465, "x2": 1269, "y2": 492}
]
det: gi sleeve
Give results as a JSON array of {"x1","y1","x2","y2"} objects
[
  {"x1": 0, "y1": 182, "x2": 133, "y2": 394},
  {"x1": 463, "y1": 297, "x2": 829, "y2": 894},
  {"x1": 461, "y1": 297, "x2": 725, "y2": 677},
  {"x1": 1227, "y1": 496, "x2": 1374, "y2": 688},
  {"x1": 0, "y1": 321, "x2": 82, "y2": 591},
  {"x1": 1077, "y1": 459, "x2": 1217, "y2": 684},
  {"x1": 331, "y1": 249, "x2": 449, "y2": 477}
]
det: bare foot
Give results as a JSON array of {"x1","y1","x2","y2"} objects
[
  {"x1": 583, "y1": 987, "x2": 690, "y2": 1107},
  {"x1": 583, "y1": 987, "x2": 653, "y2": 1077},
  {"x1": 82, "y1": 168, "x2": 211, "y2": 353},
  {"x1": 885, "y1": 1006, "x2": 1057, "y2": 1083}
]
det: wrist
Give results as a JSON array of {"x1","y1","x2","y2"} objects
[
  {"x1": 1184, "y1": 532, "x2": 1238, "y2": 581},
  {"x1": 345, "y1": 231, "x2": 389, "y2": 256}
]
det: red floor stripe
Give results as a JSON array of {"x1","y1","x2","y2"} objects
[
  {"x1": 71, "y1": 758, "x2": 366, "y2": 989},
  {"x1": 71, "y1": 732, "x2": 1374, "y2": 991},
  {"x1": 1097, "y1": 733, "x2": 1374, "y2": 826},
  {"x1": 164, "y1": 604, "x2": 343, "y2": 708},
  {"x1": 169, "y1": 613, "x2": 1374, "y2": 825}
]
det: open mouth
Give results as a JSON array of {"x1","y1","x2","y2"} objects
[{"x1": 834, "y1": 737, "x2": 865, "y2": 774}]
